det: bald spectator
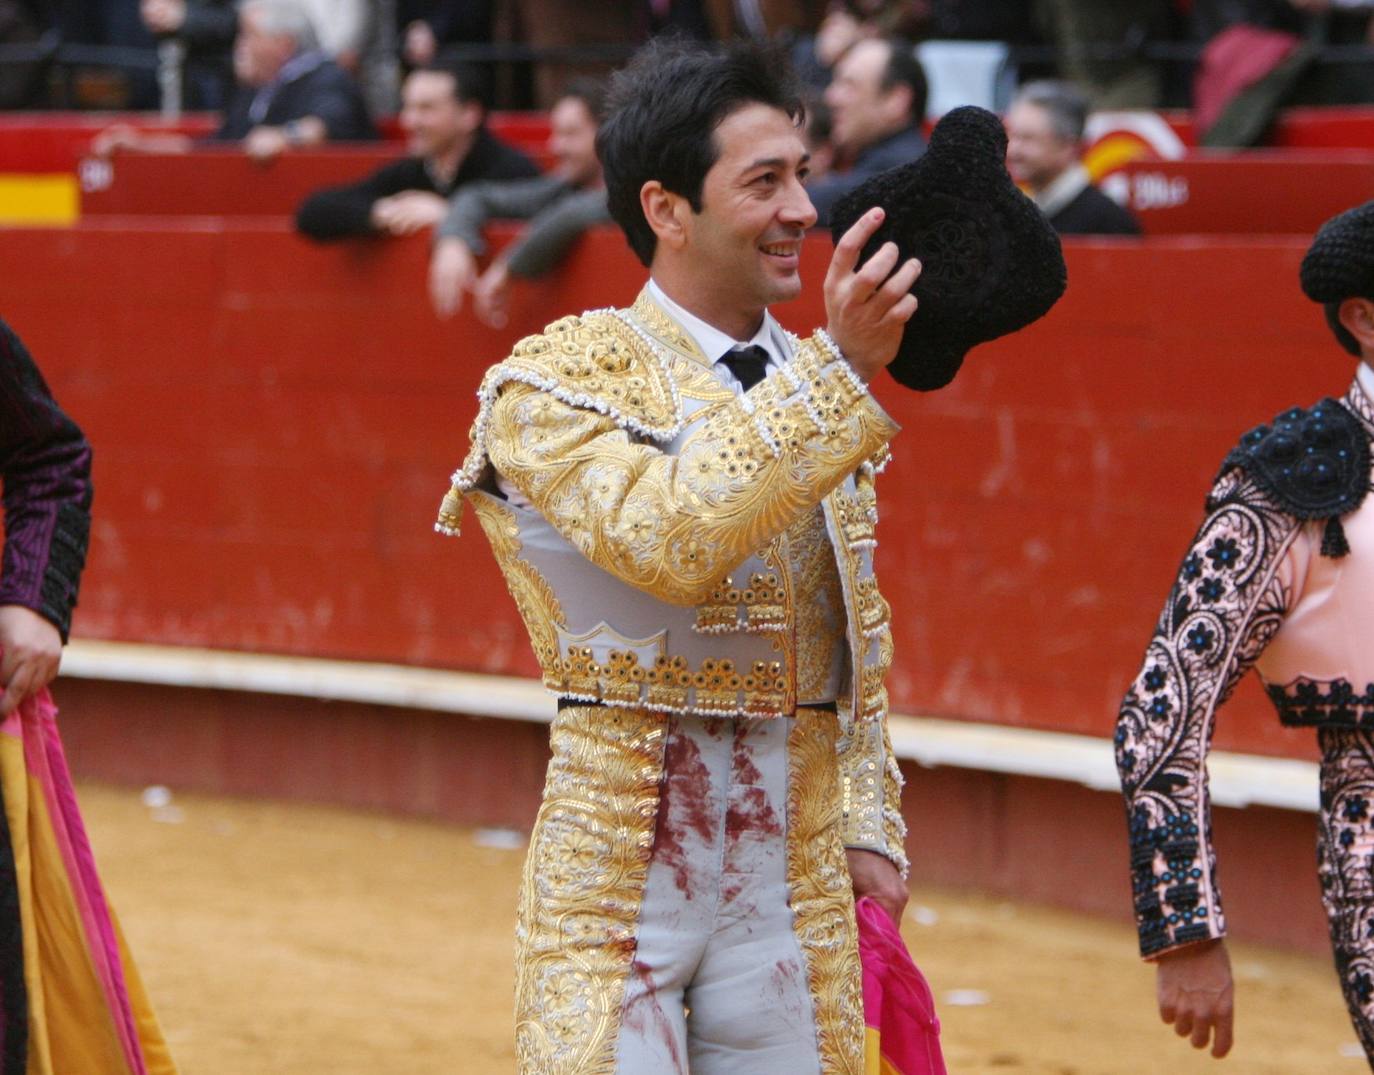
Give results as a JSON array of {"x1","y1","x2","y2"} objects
[
  {"x1": 429, "y1": 79, "x2": 609, "y2": 326},
  {"x1": 94, "y1": 0, "x2": 376, "y2": 163},
  {"x1": 295, "y1": 61, "x2": 538, "y2": 241},
  {"x1": 806, "y1": 36, "x2": 927, "y2": 225},
  {"x1": 1005, "y1": 80, "x2": 1140, "y2": 236}
]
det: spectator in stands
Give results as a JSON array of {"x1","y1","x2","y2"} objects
[
  {"x1": 1190, "y1": 0, "x2": 1374, "y2": 118},
  {"x1": 428, "y1": 78, "x2": 609, "y2": 326},
  {"x1": 806, "y1": 36, "x2": 927, "y2": 226},
  {"x1": 298, "y1": 0, "x2": 400, "y2": 118},
  {"x1": 295, "y1": 61, "x2": 537, "y2": 241},
  {"x1": 141, "y1": 0, "x2": 398, "y2": 115},
  {"x1": 93, "y1": 0, "x2": 376, "y2": 162},
  {"x1": 139, "y1": 0, "x2": 236, "y2": 108},
  {"x1": 1005, "y1": 80, "x2": 1141, "y2": 236}
]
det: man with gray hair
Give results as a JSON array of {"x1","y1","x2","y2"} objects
[
  {"x1": 94, "y1": 0, "x2": 376, "y2": 162},
  {"x1": 1004, "y1": 79, "x2": 1140, "y2": 236}
]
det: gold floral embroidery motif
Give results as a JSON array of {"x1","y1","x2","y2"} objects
[
  {"x1": 859, "y1": 626, "x2": 894, "y2": 722},
  {"x1": 786, "y1": 710, "x2": 866, "y2": 1074},
  {"x1": 854, "y1": 577, "x2": 891, "y2": 638},
  {"x1": 515, "y1": 704, "x2": 667, "y2": 1075},
  {"x1": 542, "y1": 647, "x2": 790, "y2": 717},
  {"x1": 507, "y1": 313, "x2": 680, "y2": 432},
  {"x1": 832, "y1": 489, "x2": 876, "y2": 547},
  {"x1": 742, "y1": 572, "x2": 786, "y2": 630},
  {"x1": 470, "y1": 494, "x2": 566, "y2": 671},
  {"x1": 481, "y1": 327, "x2": 895, "y2": 608},
  {"x1": 838, "y1": 719, "x2": 883, "y2": 850},
  {"x1": 785, "y1": 507, "x2": 845, "y2": 702},
  {"x1": 692, "y1": 571, "x2": 788, "y2": 633},
  {"x1": 694, "y1": 576, "x2": 739, "y2": 632},
  {"x1": 881, "y1": 741, "x2": 910, "y2": 877},
  {"x1": 630, "y1": 290, "x2": 706, "y2": 363}
]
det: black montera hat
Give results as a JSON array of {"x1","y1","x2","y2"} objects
[
  {"x1": 829, "y1": 106, "x2": 1068, "y2": 391},
  {"x1": 1299, "y1": 199, "x2": 1374, "y2": 304}
]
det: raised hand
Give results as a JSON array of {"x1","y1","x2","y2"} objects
[{"x1": 822, "y1": 207, "x2": 921, "y2": 384}]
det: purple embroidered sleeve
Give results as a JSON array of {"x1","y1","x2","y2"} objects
[
  {"x1": 1115, "y1": 468, "x2": 1298, "y2": 958},
  {"x1": 0, "y1": 320, "x2": 92, "y2": 641}
]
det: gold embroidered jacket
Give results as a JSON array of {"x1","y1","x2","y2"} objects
[{"x1": 437, "y1": 289, "x2": 909, "y2": 872}]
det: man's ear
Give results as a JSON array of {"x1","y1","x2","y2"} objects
[
  {"x1": 883, "y1": 83, "x2": 914, "y2": 129},
  {"x1": 458, "y1": 100, "x2": 485, "y2": 134},
  {"x1": 1338, "y1": 297, "x2": 1374, "y2": 351},
  {"x1": 640, "y1": 180, "x2": 688, "y2": 250}
]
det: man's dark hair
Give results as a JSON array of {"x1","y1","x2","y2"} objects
[
  {"x1": 1325, "y1": 302, "x2": 1365, "y2": 356},
  {"x1": 556, "y1": 77, "x2": 608, "y2": 124},
  {"x1": 420, "y1": 55, "x2": 492, "y2": 111},
  {"x1": 596, "y1": 36, "x2": 805, "y2": 267},
  {"x1": 878, "y1": 38, "x2": 927, "y2": 127}
]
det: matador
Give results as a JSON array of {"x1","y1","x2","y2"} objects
[
  {"x1": 436, "y1": 37, "x2": 920, "y2": 1074},
  {"x1": 1116, "y1": 200, "x2": 1374, "y2": 1066}
]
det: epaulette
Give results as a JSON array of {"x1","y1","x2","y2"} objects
[
  {"x1": 436, "y1": 309, "x2": 685, "y2": 535},
  {"x1": 1219, "y1": 398, "x2": 1370, "y2": 558}
]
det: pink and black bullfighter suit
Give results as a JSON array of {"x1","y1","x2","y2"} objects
[{"x1": 1115, "y1": 201, "x2": 1374, "y2": 1065}]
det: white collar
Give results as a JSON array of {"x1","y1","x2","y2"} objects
[
  {"x1": 1359, "y1": 362, "x2": 1374, "y2": 400},
  {"x1": 1034, "y1": 163, "x2": 1092, "y2": 220},
  {"x1": 645, "y1": 278, "x2": 787, "y2": 366}
]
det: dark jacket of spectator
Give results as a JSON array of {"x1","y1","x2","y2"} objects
[
  {"x1": 296, "y1": 128, "x2": 538, "y2": 239},
  {"x1": 1049, "y1": 182, "x2": 1142, "y2": 236},
  {"x1": 806, "y1": 126, "x2": 927, "y2": 226},
  {"x1": 0, "y1": 319, "x2": 91, "y2": 641},
  {"x1": 214, "y1": 51, "x2": 376, "y2": 141},
  {"x1": 1030, "y1": 163, "x2": 1141, "y2": 236}
]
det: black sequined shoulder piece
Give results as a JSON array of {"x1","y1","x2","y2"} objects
[{"x1": 1219, "y1": 398, "x2": 1370, "y2": 521}]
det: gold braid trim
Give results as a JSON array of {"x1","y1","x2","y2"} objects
[
  {"x1": 469, "y1": 493, "x2": 566, "y2": 671},
  {"x1": 786, "y1": 710, "x2": 866, "y2": 1074},
  {"x1": 515, "y1": 704, "x2": 666, "y2": 1074}
]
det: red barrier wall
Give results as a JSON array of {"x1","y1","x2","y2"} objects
[
  {"x1": 73, "y1": 151, "x2": 1374, "y2": 235},
  {"x1": 0, "y1": 224, "x2": 1344, "y2": 763},
  {"x1": 1112, "y1": 153, "x2": 1374, "y2": 234},
  {"x1": 80, "y1": 149, "x2": 401, "y2": 216}
]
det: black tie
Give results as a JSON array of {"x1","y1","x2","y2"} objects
[{"x1": 720, "y1": 345, "x2": 770, "y2": 391}]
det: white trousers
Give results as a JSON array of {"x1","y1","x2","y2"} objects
[
  {"x1": 514, "y1": 705, "x2": 864, "y2": 1075},
  {"x1": 615, "y1": 715, "x2": 823, "y2": 1073}
]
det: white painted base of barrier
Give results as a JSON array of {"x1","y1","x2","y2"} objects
[{"x1": 60, "y1": 639, "x2": 1319, "y2": 815}]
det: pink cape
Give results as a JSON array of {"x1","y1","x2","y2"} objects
[{"x1": 857, "y1": 896, "x2": 946, "y2": 1075}]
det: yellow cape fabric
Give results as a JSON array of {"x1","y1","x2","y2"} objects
[{"x1": 0, "y1": 717, "x2": 175, "y2": 1075}]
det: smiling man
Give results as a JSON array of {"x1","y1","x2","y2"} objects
[
  {"x1": 427, "y1": 78, "x2": 609, "y2": 325},
  {"x1": 1005, "y1": 80, "x2": 1140, "y2": 236},
  {"x1": 435, "y1": 35, "x2": 919, "y2": 1074},
  {"x1": 807, "y1": 35, "x2": 928, "y2": 227},
  {"x1": 295, "y1": 59, "x2": 537, "y2": 241}
]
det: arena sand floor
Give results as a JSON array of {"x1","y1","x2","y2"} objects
[{"x1": 79, "y1": 783, "x2": 1362, "y2": 1074}]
